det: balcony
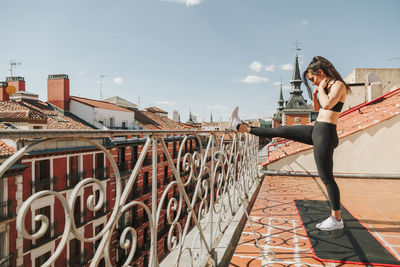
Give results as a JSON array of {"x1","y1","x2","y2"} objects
[
  {"x1": 31, "y1": 177, "x2": 56, "y2": 192},
  {"x1": 66, "y1": 172, "x2": 86, "y2": 189},
  {"x1": 92, "y1": 167, "x2": 109, "y2": 180},
  {"x1": 0, "y1": 200, "x2": 12, "y2": 221},
  {"x1": 118, "y1": 161, "x2": 130, "y2": 177}
]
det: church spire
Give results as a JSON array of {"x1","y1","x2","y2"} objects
[
  {"x1": 278, "y1": 83, "x2": 284, "y2": 111},
  {"x1": 290, "y1": 53, "x2": 303, "y2": 94}
]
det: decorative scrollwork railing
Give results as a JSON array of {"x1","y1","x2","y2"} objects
[{"x1": 0, "y1": 130, "x2": 259, "y2": 267}]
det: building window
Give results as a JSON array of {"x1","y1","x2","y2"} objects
[
  {"x1": 143, "y1": 172, "x2": 149, "y2": 194},
  {"x1": 67, "y1": 156, "x2": 83, "y2": 188},
  {"x1": 94, "y1": 224, "x2": 103, "y2": 251},
  {"x1": 33, "y1": 125, "x2": 43, "y2": 129},
  {"x1": 94, "y1": 153, "x2": 105, "y2": 179},
  {"x1": 35, "y1": 206, "x2": 51, "y2": 245},
  {"x1": 34, "y1": 159, "x2": 51, "y2": 191},
  {"x1": 109, "y1": 117, "x2": 115, "y2": 128},
  {"x1": 121, "y1": 121, "x2": 126, "y2": 129},
  {"x1": 0, "y1": 230, "x2": 8, "y2": 261},
  {"x1": 35, "y1": 251, "x2": 51, "y2": 267},
  {"x1": 131, "y1": 146, "x2": 138, "y2": 166},
  {"x1": 69, "y1": 238, "x2": 82, "y2": 265},
  {"x1": 74, "y1": 196, "x2": 82, "y2": 226}
]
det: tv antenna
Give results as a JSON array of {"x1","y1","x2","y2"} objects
[
  {"x1": 9, "y1": 60, "x2": 22, "y2": 77},
  {"x1": 99, "y1": 74, "x2": 106, "y2": 100}
]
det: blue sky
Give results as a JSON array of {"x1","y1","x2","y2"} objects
[{"x1": 1, "y1": 0, "x2": 399, "y2": 122}]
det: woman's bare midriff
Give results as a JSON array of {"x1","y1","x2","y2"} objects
[{"x1": 316, "y1": 109, "x2": 340, "y2": 125}]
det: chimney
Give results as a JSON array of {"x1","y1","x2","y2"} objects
[
  {"x1": 0, "y1": 82, "x2": 9, "y2": 101},
  {"x1": 6, "y1": 76, "x2": 25, "y2": 92},
  {"x1": 47, "y1": 74, "x2": 70, "y2": 111}
]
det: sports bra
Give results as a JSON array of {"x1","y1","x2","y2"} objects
[{"x1": 321, "y1": 81, "x2": 344, "y2": 112}]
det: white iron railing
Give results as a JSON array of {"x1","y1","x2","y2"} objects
[{"x1": 0, "y1": 130, "x2": 260, "y2": 267}]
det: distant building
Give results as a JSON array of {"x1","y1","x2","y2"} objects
[
  {"x1": 172, "y1": 110, "x2": 180, "y2": 122},
  {"x1": 0, "y1": 74, "x2": 199, "y2": 267},
  {"x1": 343, "y1": 68, "x2": 400, "y2": 111},
  {"x1": 272, "y1": 84, "x2": 285, "y2": 128}
]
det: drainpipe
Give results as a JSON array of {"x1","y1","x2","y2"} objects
[{"x1": 261, "y1": 169, "x2": 400, "y2": 179}]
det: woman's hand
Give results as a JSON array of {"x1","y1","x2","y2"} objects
[{"x1": 318, "y1": 78, "x2": 329, "y2": 92}]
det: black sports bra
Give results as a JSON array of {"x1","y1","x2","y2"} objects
[{"x1": 322, "y1": 81, "x2": 344, "y2": 112}]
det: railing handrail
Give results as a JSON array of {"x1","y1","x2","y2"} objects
[{"x1": 0, "y1": 129, "x2": 259, "y2": 267}]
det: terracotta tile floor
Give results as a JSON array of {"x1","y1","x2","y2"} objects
[{"x1": 230, "y1": 176, "x2": 400, "y2": 267}]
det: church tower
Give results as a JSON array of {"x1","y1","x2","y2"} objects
[{"x1": 281, "y1": 53, "x2": 313, "y2": 126}]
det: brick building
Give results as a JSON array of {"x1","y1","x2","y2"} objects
[{"x1": 0, "y1": 75, "x2": 200, "y2": 267}]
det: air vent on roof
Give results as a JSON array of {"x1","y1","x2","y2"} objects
[
  {"x1": 48, "y1": 74, "x2": 69, "y2": 80},
  {"x1": 6, "y1": 76, "x2": 24, "y2": 82}
]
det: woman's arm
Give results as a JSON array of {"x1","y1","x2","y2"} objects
[
  {"x1": 312, "y1": 89, "x2": 320, "y2": 111},
  {"x1": 317, "y1": 79, "x2": 345, "y2": 110}
]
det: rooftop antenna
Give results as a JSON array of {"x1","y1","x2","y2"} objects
[
  {"x1": 9, "y1": 60, "x2": 22, "y2": 77},
  {"x1": 99, "y1": 74, "x2": 106, "y2": 100},
  {"x1": 138, "y1": 96, "x2": 140, "y2": 110},
  {"x1": 292, "y1": 39, "x2": 301, "y2": 54}
]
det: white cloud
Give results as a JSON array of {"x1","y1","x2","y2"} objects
[
  {"x1": 113, "y1": 77, "x2": 123, "y2": 84},
  {"x1": 162, "y1": 0, "x2": 202, "y2": 6},
  {"x1": 249, "y1": 61, "x2": 263, "y2": 72},
  {"x1": 77, "y1": 70, "x2": 85, "y2": 75},
  {"x1": 279, "y1": 64, "x2": 293, "y2": 70},
  {"x1": 265, "y1": 65, "x2": 275, "y2": 72},
  {"x1": 241, "y1": 75, "x2": 268, "y2": 84},
  {"x1": 301, "y1": 19, "x2": 308, "y2": 25},
  {"x1": 273, "y1": 81, "x2": 281, "y2": 86},
  {"x1": 152, "y1": 100, "x2": 176, "y2": 105}
]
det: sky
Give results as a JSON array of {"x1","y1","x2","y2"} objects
[{"x1": 0, "y1": 0, "x2": 399, "y2": 122}]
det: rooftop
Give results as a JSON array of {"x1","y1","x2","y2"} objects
[
  {"x1": 70, "y1": 96, "x2": 133, "y2": 112},
  {"x1": 263, "y1": 87, "x2": 400, "y2": 166}
]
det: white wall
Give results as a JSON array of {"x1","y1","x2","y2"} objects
[
  {"x1": 93, "y1": 107, "x2": 134, "y2": 129},
  {"x1": 70, "y1": 100, "x2": 95, "y2": 126},
  {"x1": 70, "y1": 99, "x2": 135, "y2": 129},
  {"x1": 266, "y1": 115, "x2": 400, "y2": 175}
]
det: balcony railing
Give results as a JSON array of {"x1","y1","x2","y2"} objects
[
  {"x1": 92, "y1": 167, "x2": 109, "y2": 180},
  {"x1": 66, "y1": 172, "x2": 86, "y2": 189},
  {"x1": 31, "y1": 177, "x2": 56, "y2": 192},
  {"x1": 0, "y1": 129, "x2": 259, "y2": 267},
  {"x1": 118, "y1": 161, "x2": 130, "y2": 177},
  {"x1": 0, "y1": 200, "x2": 12, "y2": 221}
]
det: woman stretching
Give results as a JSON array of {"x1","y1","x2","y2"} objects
[{"x1": 230, "y1": 56, "x2": 351, "y2": 231}]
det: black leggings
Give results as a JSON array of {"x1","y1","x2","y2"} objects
[{"x1": 250, "y1": 121, "x2": 340, "y2": 210}]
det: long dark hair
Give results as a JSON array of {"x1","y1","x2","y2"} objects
[{"x1": 302, "y1": 56, "x2": 351, "y2": 100}]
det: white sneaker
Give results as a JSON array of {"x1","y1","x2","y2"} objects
[
  {"x1": 229, "y1": 106, "x2": 242, "y2": 130},
  {"x1": 316, "y1": 216, "x2": 344, "y2": 231}
]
